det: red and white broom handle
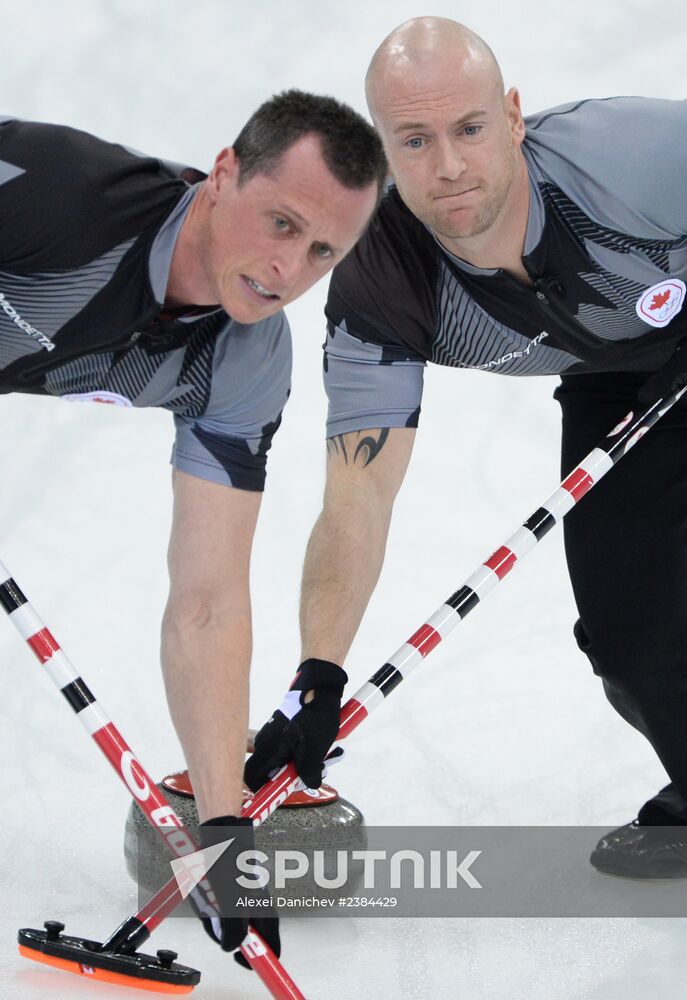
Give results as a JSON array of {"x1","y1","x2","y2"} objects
[{"x1": 0, "y1": 566, "x2": 305, "y2": 1000}]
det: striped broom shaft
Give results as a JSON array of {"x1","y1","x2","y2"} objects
[{"x1": 0, "y1": 564, "x2": 305, "y2": 999}]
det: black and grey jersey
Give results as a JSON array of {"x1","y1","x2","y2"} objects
[
  {"x1": 0, "y1": 117, "x2": 291, "y2": 490},
  {"x1": 323, "y1": 96, "x2": 687, "y2": 436}
]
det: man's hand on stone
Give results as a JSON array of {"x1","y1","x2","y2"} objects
[{"x1": 244, "y1": 659, "x2": 347, "y2": 792}]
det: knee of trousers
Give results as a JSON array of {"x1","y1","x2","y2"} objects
[{"x1": 573, "y1": 619, "x2": 687, "y2": 692}]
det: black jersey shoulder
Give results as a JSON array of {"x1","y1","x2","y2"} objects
[
  {"x1": 0, "y1": 119, "x2": 191, "y2": 272},
  {"x1": 326, "y1": 186, "x2": 440, "y2": 359}
]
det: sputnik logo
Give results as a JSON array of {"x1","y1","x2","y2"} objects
[
  {"x1": 170, "y1": 838, "x2": 235, "y2": 900},
  {"x1": 635, "y1": 279, "x2": 686, "y2": 328}
]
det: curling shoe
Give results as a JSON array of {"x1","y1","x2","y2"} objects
[{"x1": 590, "y1": 820, "x2": 687, "y2": 878}]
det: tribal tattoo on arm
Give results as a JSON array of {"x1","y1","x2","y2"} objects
[{"x1": 326, "y1": 428, "x2": 390, "y2": 467}]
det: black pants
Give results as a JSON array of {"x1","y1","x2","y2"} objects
[{"x1": 557, "y1": 371, "x2": 687, "y2": 825}]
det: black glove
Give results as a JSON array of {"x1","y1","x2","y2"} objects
[
  {"x1": 638, "y1": 338, "x2": 687, "y2": 405},
  {"x1": 244, "y1": 658, "x2": 347, "y2": 793},
  {"x1": 196, "y1": 815, "x2": 280, "y2": 970}
]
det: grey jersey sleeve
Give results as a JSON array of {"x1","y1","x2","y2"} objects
[
  {"x1": 525, "y1": 97, "x2": 687, "y2": 239},
  {"x1": 323, "y1": 322, "x2": 425, "y2": 437},
  {"x1": 171, "y1": 311, "x2": 291, "y2": 490}
]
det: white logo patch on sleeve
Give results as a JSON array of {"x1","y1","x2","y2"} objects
[
  {"x1": 62, "y1": 391, "x2": 133, "y2": 407},
  {"x1": 635, "y1": 279, "x2": 686, "y2": 328}
]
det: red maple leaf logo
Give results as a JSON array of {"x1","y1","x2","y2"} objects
[{"x1": 649, "y1": 290, "x2": 671, "y2": 311}]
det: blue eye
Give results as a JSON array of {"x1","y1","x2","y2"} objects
[
  {"x1": 463, "y1": 125, "x2": 482, "y2": 137},
  {"x1": 313, "y1": 243, "x2": 333, "y2": 259},
  {"x1": 274, "y1": 216, "x2": 289, "y2": 230},
  {"x1": 405, "y1": 137, "x2": 425, "y2": 149}
]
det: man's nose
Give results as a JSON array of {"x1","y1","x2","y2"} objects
[
  {"x1": 435, "y1": 139, "x2": 466, "y2": 181},
  {"x1": 270, "y1": 246, "x2": 304, "y2": 288}
]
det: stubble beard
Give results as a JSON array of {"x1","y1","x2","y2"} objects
[
  {"x1": 430, "y1": 198, "x2": 493, "y2": 241},
  {"x1": 404, "y1": 144, "x2": 517, "y2": 244}
]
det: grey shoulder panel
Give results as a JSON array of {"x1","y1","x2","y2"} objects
[{"x1": 524, "y1": 97, "x2": 687, "y2": 239}]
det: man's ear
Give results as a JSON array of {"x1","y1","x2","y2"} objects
[
  {"x1": 206, "y1": 146, "x2": 239, "y2": 201},
  {"x1": 505, "y1": 87, "x2": 526, "y2": 144}
]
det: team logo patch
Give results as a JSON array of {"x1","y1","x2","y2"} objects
[
  {"x1": 635, "y1": 279, "x2": 686, "y2": 329},
  {"x1": 62, "y1": 391, "x2": 132, "y2": 407}
]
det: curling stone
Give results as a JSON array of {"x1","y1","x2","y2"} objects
[{"x1": 124, "y1": 770, "x2": 366, "y2": 903}]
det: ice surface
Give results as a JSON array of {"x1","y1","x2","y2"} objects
[{"x1": 1, "y1": 1, "x2": 686, "y2": 997}]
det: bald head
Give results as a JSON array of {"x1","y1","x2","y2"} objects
[
  {"x1": 362, "y1": 17, "x2": 527, "y2": 251},
  {"x1": 366, "y1": 17, "x2": 504, "y2": 123}
]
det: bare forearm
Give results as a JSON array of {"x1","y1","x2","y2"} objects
[
  {"x1": 161, "y1": 605, "x2": 250, "y2": 822},
  {"x1": 300, "y1": 428, "x2": 414, "y2": 666},
  {"x1": 162, "y1": 472, "x2": 261, "y2": 822},
  {"x1": 300, "y1": 503, "x2": 391, "y2": 665}
]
